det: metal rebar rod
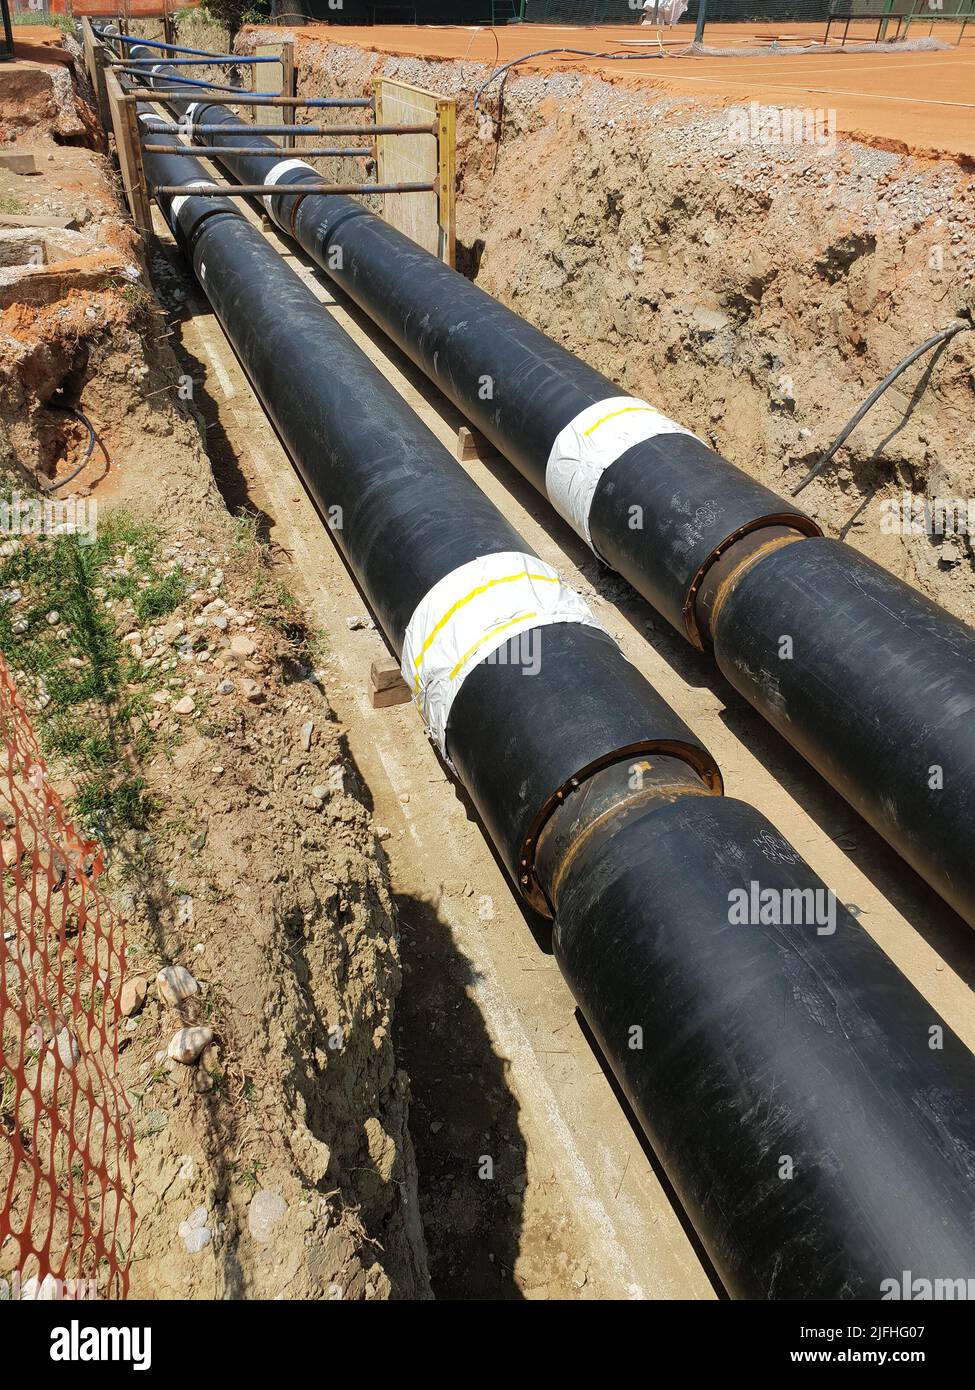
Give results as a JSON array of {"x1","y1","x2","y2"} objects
[
  {"x1": 113, "y1": 56, "x2": 278, "y2": 67},
  {"x1": 145, "y1": 145, "x2": 371, "y2": 158},
  {"x1": 143, "y1": 123, "x2": 422, "y2": 137},
  {"x1": 152, "y1": 182, "x2": 435, "y2": 197},
  {"x1": 142, "y1": 122, "x2": 375, "y2": 135},
  {"x1": 123, "y1": 90, "x2": 408, "y2": 115},
  {"x1": 94, "y1": 29, "x2": 242, "y2": 59}
]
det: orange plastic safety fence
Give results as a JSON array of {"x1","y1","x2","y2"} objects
[{"x1": 0, "y1": 654, "x2": 134, "y2": 1300}]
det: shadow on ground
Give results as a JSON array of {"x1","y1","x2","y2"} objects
[{"x1": 393, "y1": 890, "x2": 527, "y2": 1299}]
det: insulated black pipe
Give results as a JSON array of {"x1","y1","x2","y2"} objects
[
  {"x1": 134, "y1": 116, "x2": 975, "y2": 1300},
  {"x1": 544, "y1": 782, "x2": 975, "y2": 1301},
  {"x1": 135, "y1": 65, "x2": 975, "y2": 926},
  {"x1": 138, "y1": 134, "x2": 719, "y2": 913},
  {"x1": 710, "y1": 537, "x2": 975, "y2": 925}
]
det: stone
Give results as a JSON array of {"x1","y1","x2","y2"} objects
[
  {"x1": 120, "y1": 976, "x2": 148, "y2": 1017},
  {"x1": 173, "y1": 696, "x2": 195, "y2": 716},
  {"x1": 247, "y1": 1189, "x2": 288, "y2": 1243},
  {"x1": 229, "y1": 634, "x2": 256, "y2": 658},
  {"x1": 156, "y1": 964, "x2": 198, "y2": 1008},
  {"x1": 167, "y1": 1025, "x2": 214, "y2": 1065},
  {"x1": 178, "y1": 1205, "x2": 212, "y2": 1254},
  {"x1": 240, "y1": 678, "x2": 264, "y2": 703},
  {"x1": 299, "y1": 720, "x2": 314, "y2": 752}
]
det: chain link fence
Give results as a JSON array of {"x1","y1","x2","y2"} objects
[{"x1": 0, "y1": 654, "x2": 134, "y2": 1300}]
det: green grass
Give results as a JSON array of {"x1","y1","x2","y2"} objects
[
  {"x1": 11, "y1": 12, "x2": 77, "y2": 33},
  {"x1": 0, "y1": 507, "x2": 185, "y2": 844}
]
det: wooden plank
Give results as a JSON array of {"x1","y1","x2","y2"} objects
[
  {"x1": 373, "y1": 77, "x2": 455, "y2": 265},
  {"x1": 437, "y1": 96, "x2": 456, "y2": 269},
  {"x1": 80, "y1": 17, "x2": 98, "y2": 92},
  {"x1": 280, "y1": 39, "x2": 295, "y2": 150},
  {"x1": 254, "y1": 43, "x2": 284, "y2": 145},
  {"x1": 104, "y1": 67, "x2": 152, "y2": 236}
]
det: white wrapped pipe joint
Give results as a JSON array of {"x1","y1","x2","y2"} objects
[
  {"x1": 401, "y1": 551, "x2": 603, "y2": 759},
  {"x1": 545, "y1": 396, "x2": 701, "y2": 552},
  {"x1": 261, "y1": 158, "x2": 315, "y2": 217}
]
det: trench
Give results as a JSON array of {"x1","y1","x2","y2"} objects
[{"x1": 51, "y1": 21, "x2": 973, "y2": 1295}]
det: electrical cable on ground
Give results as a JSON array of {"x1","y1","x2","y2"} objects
[{"x1": 792, "y1": 318, "x2": 972, "y2": 495}]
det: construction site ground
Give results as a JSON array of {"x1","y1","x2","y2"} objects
[
  {"x1": 278, "y1": 20, "x2": 975, "y2": 159},
  {"x1": 1, "y1": 22, "x2": 972, "y2": 1301}
]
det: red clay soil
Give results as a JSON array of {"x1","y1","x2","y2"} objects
[
  {"x1": 278, "y1": 21, "x2": 975, "y2": 161},
  {"x1": 10, "y1": 26, "x2": 75, "y2": 66}
]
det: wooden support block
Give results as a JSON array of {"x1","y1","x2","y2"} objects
[
  {"x1": 0, "y1": 155, "x2": 38, "y2": 175},
  {"x1": 455, "y1": 425, "x2": 498, "y2": 462},
  {"x1": 371, "y1": 656, "x2": 406, "y2": 692},
  {"x1": 370, "y1": 656, "x2": 411, "y2": 708},
  {"x1": 372, "y1": 683, "x2": 412, "y2": 709}
]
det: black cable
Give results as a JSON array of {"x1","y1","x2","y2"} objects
[
  {"x1": 473, "y1": 46, "x2": 680, "y2": 111},
  {"x1": 791, "y1": 320, "x2": 971, "y2": 496},
  {"x1": 43, "y1": 399, "x2": 96, "y2": 492}
]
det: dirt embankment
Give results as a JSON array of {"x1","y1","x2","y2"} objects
[
  {"x1": 0, "y1": 36, "x2": 428, "y2": 1299},
  {"x1": 265, "y1": 34, "x2": 975, "y2": 623}
]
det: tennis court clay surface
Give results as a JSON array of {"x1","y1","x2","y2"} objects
[{"x1": 285, "y1": 22, "x2": 975, "y2": 162}]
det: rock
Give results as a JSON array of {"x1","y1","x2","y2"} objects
[
  {"x1": 172, "y1": 696, "x2": 195, "y2": 716},
  {"x1": 345, "y1": 615, "x2": 370, "y2": 631},
  {"x1": 240, "y1": 677, "x2": 264, "y2": 703},
  {"x1": 156, "y1": 964, "x2": 198, "y2": 1008},
  {"x1": 229, "y1": 634, "x2": 256, "y2": 658},
  {"x1": 178, "y1": 1205, "x2": 212, "y2": 1254},
  {"x1": 374, "y1": 825, "x2": 392, "y2": 843},
  {"x1": 311, "y1": 784, "x2": 329, "y2": 800},
  {"x1": 216, "y1": 679, "x2": 234, "y2": 695},
  {"x1": 46, "y1": 610, "x2": 59, "y2": 625},
  {"x1": 299, "y1": 720, "x2": 314, "y2": 752},
  {"x1": 54, "y1": 1028, "x2": 80, "y2": 1068},
  {"x1": 119, "y1": 976, "x2": 148, "y2": 1017},
  {"x1": 247, "y1": 1188, "x2": 288, "y2": 1243},
  {"x1": 209, "y1": 614, "x2": 228, "y2": 631},
  {"x1": 167, "y1": 1025, "x2": 214, "y2": 1065},
  {"x1": 690, "y1": 305, "x2": 730, "y2": 338}
]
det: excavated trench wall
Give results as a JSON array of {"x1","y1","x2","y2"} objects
[{"x1": 252, "y1": 33, "x2": 975, "y2": 624}]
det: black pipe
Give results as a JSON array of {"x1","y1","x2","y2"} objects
[
  {"x1": 138, "y1": 70, "x2": 975, "y2": 926},
  {"x1": 140, "y1": 133, "x2": 719, "y2": 912},
  {"x1": 132, "y1": 105, "x2": 975, "y2": 1300},
  {"x1": 546, "y1": 785, "x2": 975, "y2": 1300},
  {"x1": 711, "y1": 537, "x2": 975, "y2": 925}
]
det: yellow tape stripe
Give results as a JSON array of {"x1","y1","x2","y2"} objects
[
  {"x1": 449, "y1": 614, "x2": 537, "y2": 683},
  {"x1": 413, "y1": 570, "x2": 558, "y2": 693},
  {"x1": 583, "y1": 404, "x2": 660, "y2": 437}
]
